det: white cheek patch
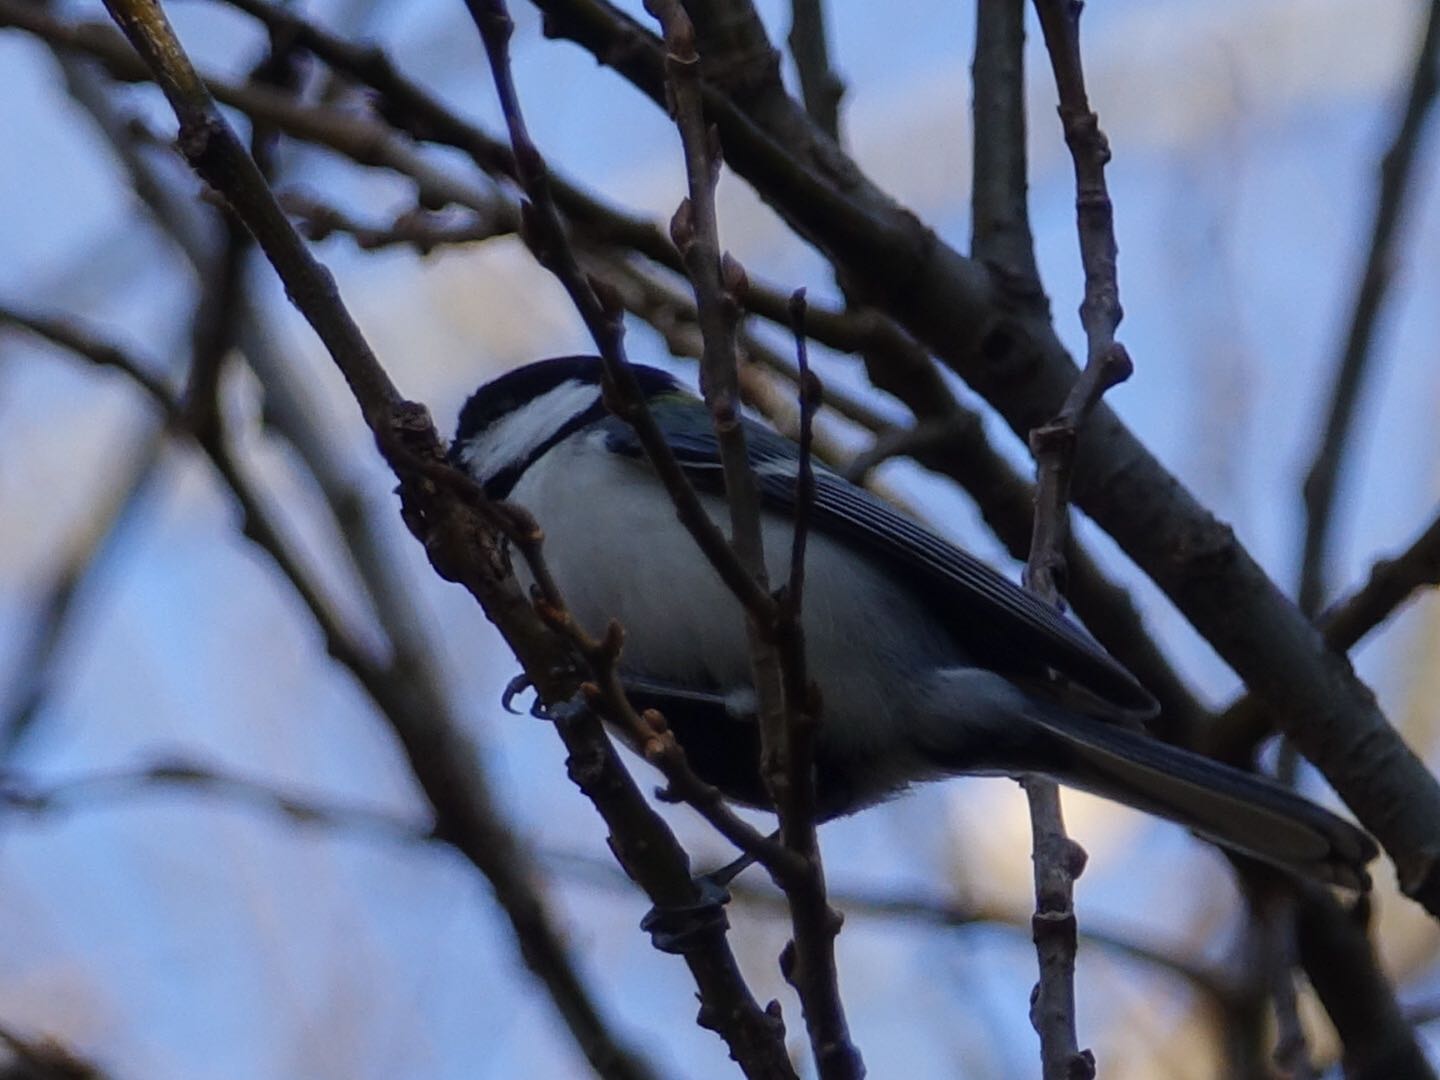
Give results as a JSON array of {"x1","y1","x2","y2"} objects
[{"x1": 458, "y1": 379, "x2": 601, "y2": 487}]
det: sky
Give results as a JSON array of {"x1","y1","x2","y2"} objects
[{"x1": 0, "y1": 0, "x2": 1438, "y2": 1076}]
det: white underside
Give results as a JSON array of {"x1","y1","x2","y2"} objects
[{"x1": 509, "y1": 431, "x2": 992, "y2": 797}]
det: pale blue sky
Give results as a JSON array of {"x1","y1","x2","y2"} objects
[{"x1": 1, "y1": 0, "x2": 1437, "y2": 1076}]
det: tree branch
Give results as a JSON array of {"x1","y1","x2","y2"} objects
[
  {"x1": 1210, "y1": 507, "x2": 1440, "y2": 761},
  {"x1": 645, "y1": 4, "x2": 855, "y2": 1074},
  {"x1": 785, "y1": 0, "x2": 844, "y2": 142},
  {"x1": 1298, "y1": 0, "x2": 1440, "y2": 617},
  {"x1": 971, "y1": 0, "x2": 1041, "y2": 287},
  {"x1": 0, "y1": 426, "x2": 164, "y2": 757}
]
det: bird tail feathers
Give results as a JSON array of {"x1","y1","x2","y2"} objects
[{"x1": 1009, "y1": 707, "x2": 1376, "y2": 889}]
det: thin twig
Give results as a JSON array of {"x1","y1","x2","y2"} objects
[
  {"x1": 972, "y1": 2, "x2": 1084, "y2": 1076},
  {"x1": 642, "y1": 5, "x2": 855, "y2": 1074},
  {"x1": 281, "y1": 190, "x2": 515, "y2": 254},
  {"x1": 449, "y1": 0, "x2": 801, "y2": 886},
  {"x1": 0, "y1": 425, "x2": 165, "y2": 757},
  {"x1": 786, "y1": 292, "x2": 819, "y2": 613},
  {"x1": 1021, "y1": 3, "x2": 1134, "y2": 1076},
  {"x1": 1298, "y1": 0, "x2": 1440, "y2": 618},
  {"x1": 457, "y1": 0, "x2": 774, "y2": 621},
  {"x1": 452, "y1": 0, "x2": 807, "y2": 1071},
  {"x1": 0, "y1": 759, "x2": 436, "y2": 843}
]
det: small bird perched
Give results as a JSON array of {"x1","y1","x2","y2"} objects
[{"x1": 452, "y1": 356, "x2": 1376, "y2": 889}]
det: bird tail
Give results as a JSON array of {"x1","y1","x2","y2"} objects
[{"x1": 1003, "y1": 706, "x2": 1377, "y2": 889}]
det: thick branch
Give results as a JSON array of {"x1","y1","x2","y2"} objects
[{"x1": 1211, "y1": 508, "x2": 1440, "y2": 760}]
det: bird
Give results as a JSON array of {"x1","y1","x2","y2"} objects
[{"x1": 451, "y1": 355, "x2": 1377, "y2": 889}]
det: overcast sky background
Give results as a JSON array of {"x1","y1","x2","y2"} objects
[{"x1": 1, "y1": 0, "x2": 1439, "y2": 1076}]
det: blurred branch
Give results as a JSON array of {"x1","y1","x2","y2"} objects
[
  {"x1": 1298, "y1": 0, "x2": 1440, "y2": 618},
  {"x1": 0, "y1": 759, "x2": 435, "y2": 844},
  {"x1": 785, "y1": 0, "x2": 844, "y2": 141},
  {"x1": 0, "y1": 756, "x2": 1250, "y2": 1021},
  {"x1": 1253, "y1": 893, "x2": 1314, "y2": 1080},
  {"x1": 0, "y1": 1023, "x2": 107, "y2": 1080},
  {"x1": 0, "y1": 427, "x2": 164, "y2": 757},
  {"x1": 0, "y1": 4, "x2": 509, "y2": 224},
  {"x1": 1297, "y1": 887, "x2": 1437, "y2": 1080},
  {"x1": 545, "y1": 847, "x2": 1243, "y2": 1006},
  {"x1": 1319, "y1": 508, "x2": 1440, "y2": 648},
  {"x1": 0, "y1": 305, "x2": 180, "y2": 413},
  {"x1": 280, "y1": 190, "x2": 514, "y2": 254}
]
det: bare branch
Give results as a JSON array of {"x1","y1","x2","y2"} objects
[
  {"x1": 546, "y1": 848, "x2": 1244, "y2": 1007},
  {"x1": 0, "y1": 1021, "x2": 109, "y2": 1080},
  {"x1": 1019, "y1": 2, "x2": 1134, "y2": 1074},
  {"x1": 281, "y1": 191, "x2": 515, "y2": 254},
  {"x1": 0, "y1": 427, "x2": 164, "y2": 756},
  {"x1": 1296, "y1": 887, "x2": 1437, "y2": 1080},
  {"x1": 1212, "y1": 508, "x2": 1440, "y2": 760},
  {"x1": 971, "y1": 0, "x2": 1041, "y2": 286},
  {"x1": 1299, "y1": 0, "x2": 1440, "y2": 617},
  {"x1": 785, "y1": 0, "x2": 844, "y2": 141},
  {"x1": 1319, "y1": 509, "x2": 1440, "y2": 649},
  {"x1": 642, "y1": 4, "x2": 854, "y2": 1074}
]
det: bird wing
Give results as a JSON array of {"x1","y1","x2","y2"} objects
[{"x1": 601, "y1": 400, "x2": 1157, "y2": 720}]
